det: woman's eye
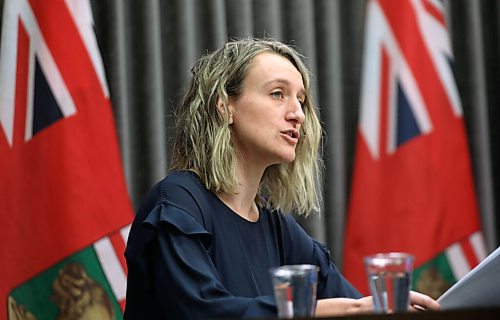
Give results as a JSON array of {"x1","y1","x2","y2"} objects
[{"x1": 271, "y1": 91, "x2": 284, "y2": 99}]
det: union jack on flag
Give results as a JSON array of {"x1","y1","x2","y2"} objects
[
  {"x1": 0, "y1": 0, "x2": 133, "y2": 318},
  {"x1": 344, "y1": 0, "x2": 487, "y2": 298}
]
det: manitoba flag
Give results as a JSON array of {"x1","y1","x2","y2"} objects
[
  {"x1": 344, "y1": 0, "x2": 487, "y2": 298},
  {"x1": 0, "y1": 0, "x2": 133, "y2": 319}
]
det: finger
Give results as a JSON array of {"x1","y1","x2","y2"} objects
[
  {"x1": 409, "y1": 291, "x2": 440, "y2": 311},
  {"x1": 410, "y1": 304, "x2": 427, "y2": 312}
]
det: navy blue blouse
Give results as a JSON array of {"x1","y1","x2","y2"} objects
[{"x1": 124, "y1": 171, "x2": 361, "y2": 319}]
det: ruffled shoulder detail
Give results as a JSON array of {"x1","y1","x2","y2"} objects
[{"x1": 143, "y1": 203, "x2": 211, "y2": 243}]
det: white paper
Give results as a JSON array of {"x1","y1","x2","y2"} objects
[{"x1": 437, "y1": 246, "x2": 500, "y2": 309}]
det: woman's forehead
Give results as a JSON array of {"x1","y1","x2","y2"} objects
[{"x1": 245, "y1": 52, "x2": 304, "y2": 88}]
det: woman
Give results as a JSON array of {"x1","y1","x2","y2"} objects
[{"x1": 123, "y1": 38, "x2": 439, "y2": 319}]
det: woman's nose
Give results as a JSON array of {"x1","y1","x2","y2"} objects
[{"x1": 286, "y1": 99, "x2": 305, "y2": 124}]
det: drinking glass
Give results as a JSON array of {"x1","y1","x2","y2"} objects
[
  {"x1": 364, "y1": 252, "x2": 414, "y2": 313},
  {"x1": 269, "y1": 264, "x2": 319, "y2": 318}
]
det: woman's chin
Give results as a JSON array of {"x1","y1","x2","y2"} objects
[{"x1": 277, "y1": 153, "x2": 297, "y2": 164}]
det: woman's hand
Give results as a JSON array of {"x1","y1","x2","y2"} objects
[
  {"x1": 315, "y1": 297, "x2": 373, "y2": 317},
  {"x1": 315, "y1": 291, "x2": 439, "y2": 317},
  {"x1": 409, "y1": 290, "x2": 440, "y2": 311}
]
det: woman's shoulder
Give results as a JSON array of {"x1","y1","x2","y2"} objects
[
  {"x1": 269, "y1": 209, "x2": 303, "y2": 230},
  {"x1": 149, "y1": 170, "x2": 205, "y2": 204},
  {"x1": 162, "y1": 170, "x2": 201, "y2": 186},
  {"x1": 125, "y1": 171, "x2": 212, "y2": 269},
  {"x1": 135, "y1": 170, "x2": 216, "y2": 230},
  {"x1": 134, "y1": 171, "x2": 197, "y2": 210}
]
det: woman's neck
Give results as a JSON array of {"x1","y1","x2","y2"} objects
[{"x1": 217, "y1": 160, "x2": 264, "y2": 222}]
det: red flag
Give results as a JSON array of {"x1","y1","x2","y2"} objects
[
  {"x1": 0, "y1": 0, "x2": 133, "y2": 318},
  {"x1": 344, "y1": 0, "x2": 487, "y2": 297}
]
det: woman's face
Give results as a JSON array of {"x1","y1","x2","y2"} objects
[{"x1": 228, "y1": 52, "x2": 306, "y2": 169}]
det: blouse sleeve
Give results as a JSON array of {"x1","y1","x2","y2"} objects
[
  {"x1": 280, "y1": 214, "x2": 363, "y2": 300},
  {"x1": 125, "y1": 202, "x2": 277, "y2": 319},
  {"x1": 312, "y1": 240, "x2": 363, "y2": 299}
]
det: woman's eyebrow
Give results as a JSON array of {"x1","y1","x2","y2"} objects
[{"x1": 263, "y1": 79, "x2": 306, "y2": 94}]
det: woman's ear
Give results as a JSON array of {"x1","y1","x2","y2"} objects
[{"x1": 217, "y1": 96, "x2": 234, "y2": 124}]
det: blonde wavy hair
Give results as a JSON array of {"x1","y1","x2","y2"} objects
[{"x1": 170, "y1": 38, "x2": 323, "y2": 216}]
